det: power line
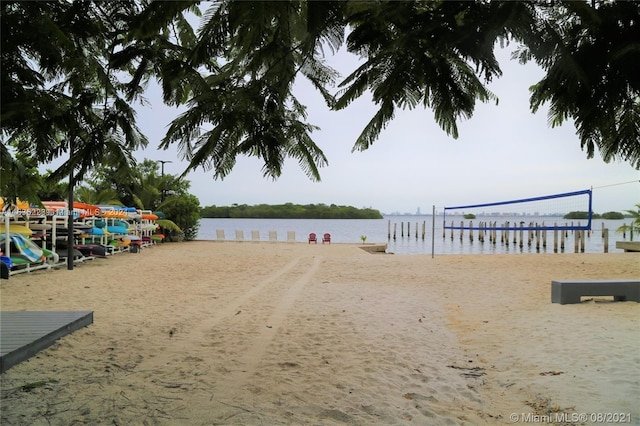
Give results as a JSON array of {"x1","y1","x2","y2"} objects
[{"x1": 592, "y1": 180, "x2": 639, "y2": 190}]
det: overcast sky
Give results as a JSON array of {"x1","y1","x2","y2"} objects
[{"x1": 135, "y1": 45, "x2": 638, "y2": 215}]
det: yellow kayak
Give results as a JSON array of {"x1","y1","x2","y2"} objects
[
  {"x1": 0, "y1": 223, "x2": 34, "y2": 236},
  {"x1": 0, "y1": 198, "x2": 30, "y2": 211}
]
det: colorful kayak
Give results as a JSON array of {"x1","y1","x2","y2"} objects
[
  {"x1": 0, "y1": 223, "x2": 33, "y2": 236},
  {"x1": 41, "y1": 201, "x2": 101, "y2": 218},
  {"x1": 99, "y1": 205, "x2": 139, "y2": 219},
  {"x1": 0, "y1": 198, "x2": 29, "y2": 211},
  {"x1": 87, "y1": 227, "x2": 106, "y2": 235},
  {"x1": 27, "y1": 222, "x2": 52, "y2": 231},
  {"x1": 0, "y1": 233, "x2": 46, "y2": 263},
  {"x1": 76, "y1": 244, "x2": 109, "y2": 258},
  {"x1": 102, "y1": 210, "x2": 128, "y2": 218},
  {"x1": 107, "y1": 226, "x2": 128, "y2": 235}
]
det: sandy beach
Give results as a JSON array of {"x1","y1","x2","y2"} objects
[{"x1": 1, "y1": 241, "x2": 638, "y2": 425}]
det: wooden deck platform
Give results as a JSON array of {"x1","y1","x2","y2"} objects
[
  {"x1": 615, "y1": 241, "x2": 640, "y2": 252},
  {"x1": 0, "y1": 311, "x2": 93, "y2": 373}
]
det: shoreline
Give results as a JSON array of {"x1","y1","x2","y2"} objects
[{"x1": 1, "y1": 241, "x2": 638, "y2": 424}]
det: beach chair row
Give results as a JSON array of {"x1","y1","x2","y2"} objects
[
  {"x1": 214, "y1": 230, "x2": 332, "y2": 244},
  {"x1": 215, "y1": 230, "x2": 295, "y2": 242}
]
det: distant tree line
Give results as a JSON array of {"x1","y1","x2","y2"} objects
[
  {"x1": 564, "y1": 211, "x2": 627, "y2": 220},
  {"x1": 201, "y1": 203, "x2": 383, "y2": 219}
]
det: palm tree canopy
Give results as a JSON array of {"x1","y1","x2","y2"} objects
[
  {"x1": 337, "y1": 1, "x2": 537, "y2": 150},
  {"x1": 1, "y1": 1, "x2": 149, "y2": 186},
  {"x1": 75, "y1": 186, "x2": 123, "y2": 206},
  {"x1": 149, "y1": 0, "x2": 639, "y2": 176},
  {"x1": 514, "y1": 1, "x2": 640, "y2": 168},
  {"x1": 152, "y1": 1, "x2": 340, "y2": 181},
  {"x1": 3, "y1": 0, "x2": 639, "y2": 206}
]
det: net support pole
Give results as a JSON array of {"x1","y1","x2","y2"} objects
[{"x1": 431, "y1": 205, "x2": 435, "y2": 259}]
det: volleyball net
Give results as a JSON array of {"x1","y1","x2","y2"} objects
[{"x1": 443, "y1": 189, "x2": 593, "y2": 231}]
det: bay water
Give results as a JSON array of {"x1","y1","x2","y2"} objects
[{"x1": 197, "y1": 216, "x2": 633, "y2": 255}]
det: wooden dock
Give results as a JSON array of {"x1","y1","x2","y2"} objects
[
  {"x1": 0, "y1": 310, "x2": 93, "y2": 373},
  {"x1": 615, "y1": 241, "x2": 640, "y2": 252}
]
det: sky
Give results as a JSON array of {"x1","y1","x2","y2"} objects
[{"x1": 134, "y1": 45, "x2": 639, "y2": 215}]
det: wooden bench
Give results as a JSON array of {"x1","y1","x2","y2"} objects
[{"x1": 551, "y1": 279, "x2": 640, "y2": 304}]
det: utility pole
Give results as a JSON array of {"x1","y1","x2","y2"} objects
[
  {"x1": 157, "y1": 160, "x2": 172, "y2": 202},
  {"x1": 67, "y1": 139, "x2": 75, "y2": 270}
]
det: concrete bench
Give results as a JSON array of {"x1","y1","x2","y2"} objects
[{"x1": 551, "y1": 279, "x2": 640, "y2": 304}]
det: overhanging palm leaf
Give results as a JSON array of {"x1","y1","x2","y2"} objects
[
  {"x1": 75, "y1": 186, "x2": 123, "y2": 206},
  {"x1": 2, "y1": 2, "x2": 150, "y2": 193},
  {"x1": 515, "y1": 1, "x2": 640, "y2": 168},
  {"x1": 0, "y1": 147, "x2": 42, "y2": 205},
  {"x1": 616, "y1": 203, "x2": 640, "y2": 237},
  {"x1": 337, "y1": 1, "x2": 515, "y2": 151},
  {"x1": 158, "y1": 0, "x2": 339, "y2": 181},
  {"x1": 156, "y1": 219, "x2": 182, "y2": 233}
]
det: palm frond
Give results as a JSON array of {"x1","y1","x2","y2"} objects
[{"x1": 156, "y1": 218, "x2": 182, "y2": 232}]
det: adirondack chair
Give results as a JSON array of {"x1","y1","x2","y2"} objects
[
  {"x1": 308, "y1": 233, "x2": 317, "y2": 244},
  {"x1": 322, "y1": 233, "x2": 331, "y2": 244}
]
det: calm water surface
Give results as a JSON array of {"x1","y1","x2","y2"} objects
[{"x1": 197, "y1": 216, "x2": 633, "y2": 255}]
